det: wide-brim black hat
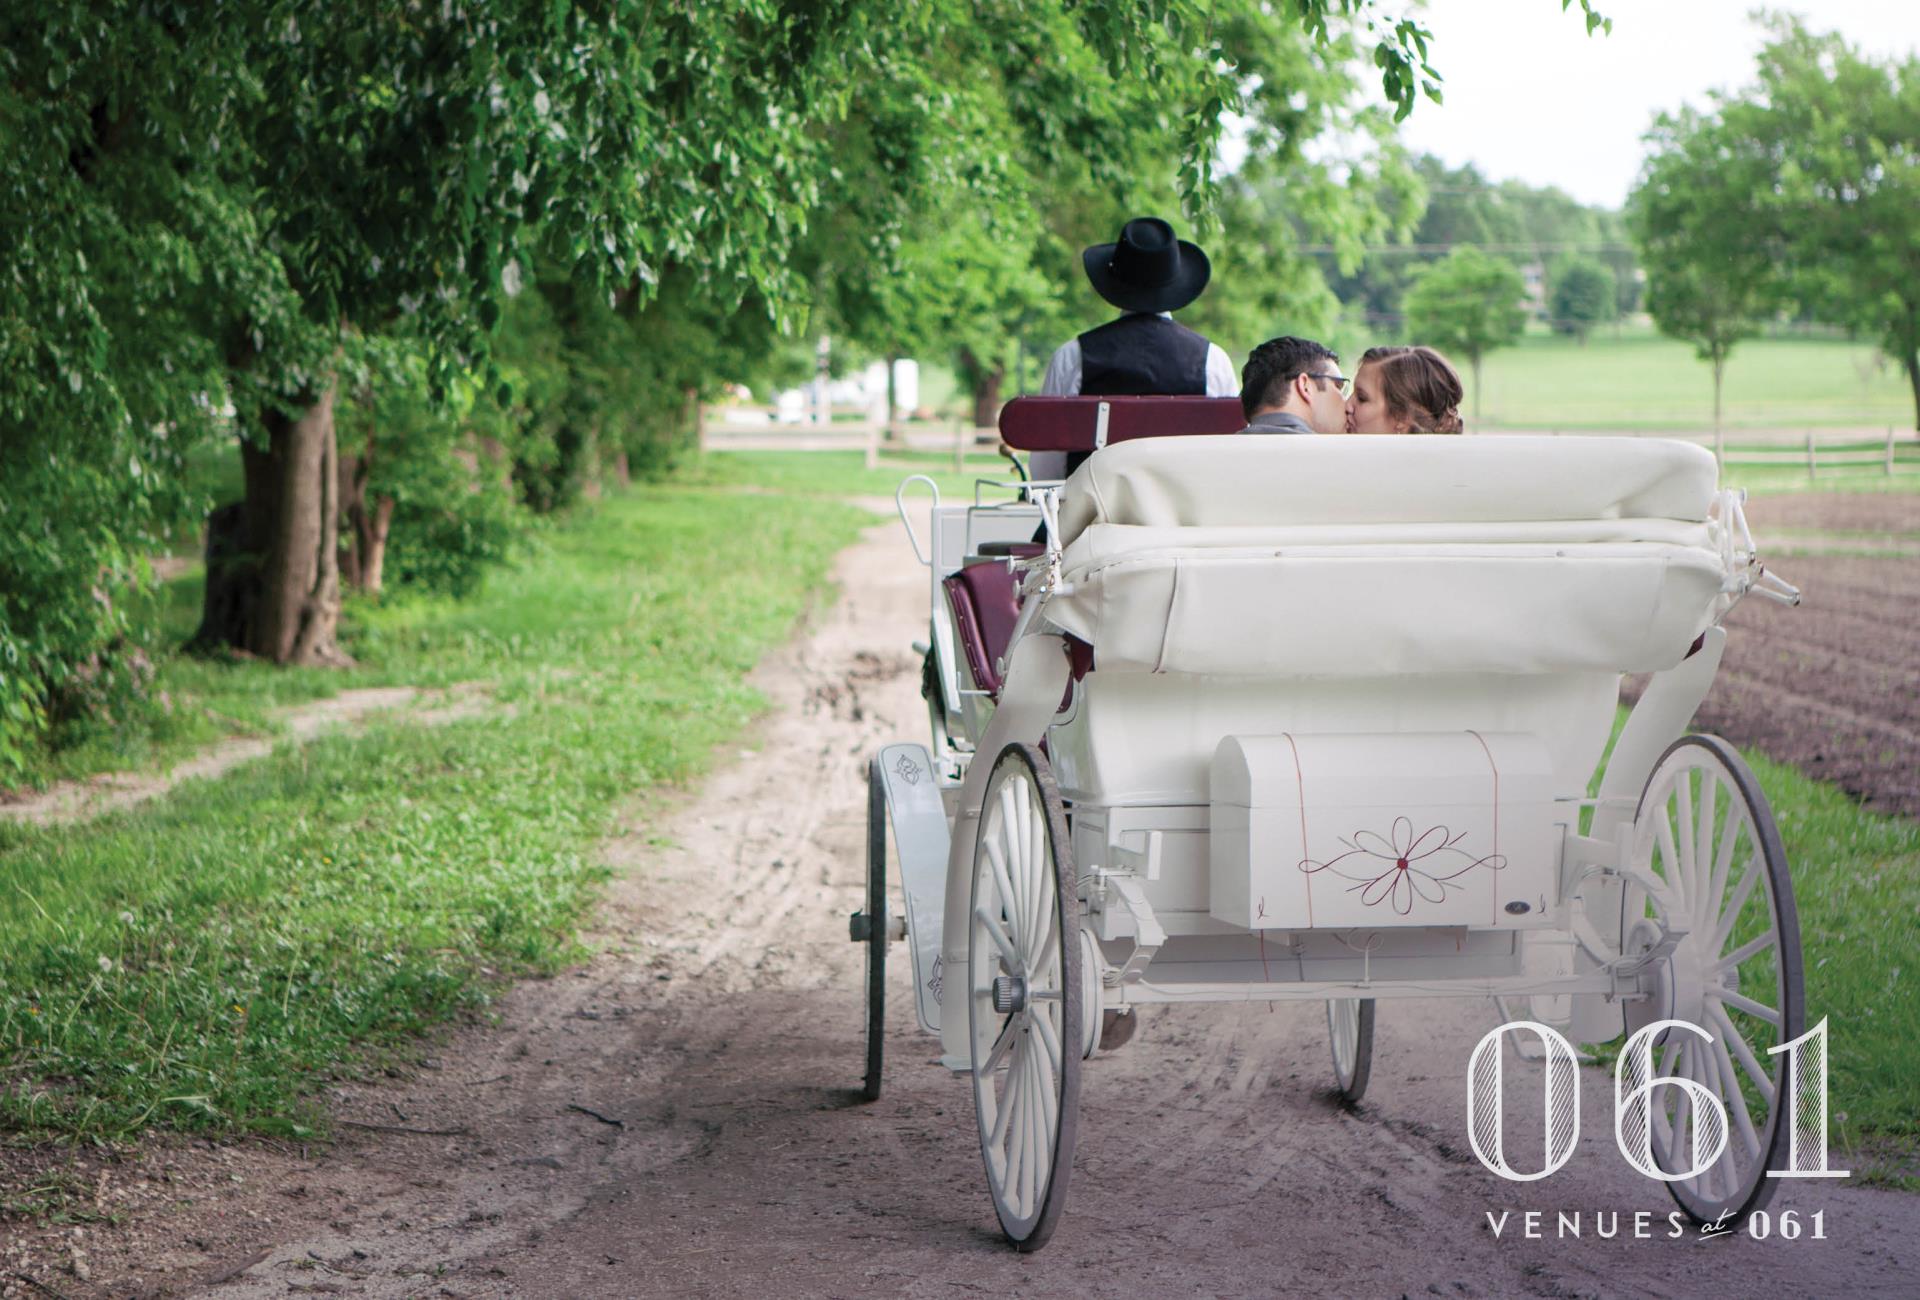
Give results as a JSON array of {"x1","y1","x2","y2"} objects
[{"x1": 1082, "y1": 216, "x2": 1211, "y2": 314}]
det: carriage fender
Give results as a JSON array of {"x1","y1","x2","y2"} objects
[
  {"x1": 1565, "y1": 626, "x2": 1726, "y2": 1042},
  {"x1": 938, "y1": 633, "x2": 1073, "y2": 1068},
  {"x1": 1591, "y1": 627, "x2": 1726, "y2": 843}
]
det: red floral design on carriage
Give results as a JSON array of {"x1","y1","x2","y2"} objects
[{"x1": 1298, "y1": 815, "x2": 1506, "y2": 915}]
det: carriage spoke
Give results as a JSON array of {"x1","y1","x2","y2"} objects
[
  {"x1": 1031, "y1": 999, "x2": 1064, "y2": 1080},
  {"x1": 1707, "y1": 1001, "x2": 1778, "y2": 1105},
  {"x1": 982, "y1": 1015, "x2": 1019, "y2": 1076},
  {"x1": 1027, "y1": 854, "x2": 1055, "y2": 968},
  {"x1": 1692, "y1": 774, "x2": 1717, "y2": 927},
  {"x1": 1030, "y1": 1024, "x2": 1058, "y2": 1153},
  {"x1": 1695, "y1": 1035, "x2": 1734, "y2": 1202},
  {"x1": 976, "y1": 906, "x2": 1023, "y2": 972},
  {"x1": 1030, "y1": 908, "x2": 1060, "y2": 981},
  {"x1": 1653, "y1": 812, "x2": 1686, "y2": 916},
  {"x1": 1668, "y1": 1041, "x2": 1696, "y2": 1179},
  {"x1": 1009, "y1": 778, "x2": 1035, "y2": 941},
  {"x1": 1711, "y1": 1030, "x2": 1764, "y2": 1160},
  {"x1": 997, "y1": 785, "x2": 1029, "y2": 938},
  {"x1": 1673, "y1": 776, "x2": 1697, "y2": 907},
  {"x1": 1017, "y1": 1039, "x2": 1040, "y2": 1216},
  {"x1": 1025, "y1": 789, "x2": 1045, "y2": 961},
  {"x1": 1716, "y1": 988, "x2": 1782, "y2": 1027},
  {"x1": 989, "y1": 841, "x2": 1029, "y2": 962},
  {"x1": 1711, "y1": 930, "x2": 1776, "y2": 975},
  {"x1": 1706, "y1": 813, "x2": 1743, "y2": 934},
  {"x1": 1710, "y1": 855, "x2": 1762, "y2": 955}
]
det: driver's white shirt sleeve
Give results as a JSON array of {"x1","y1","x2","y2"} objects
[
  {"x1": 1026, "y1": 337, "x2": 1237, "y2": 481},
  {"x1": 1203, "y1": 343, "x2": 1238, "y2": 397}
]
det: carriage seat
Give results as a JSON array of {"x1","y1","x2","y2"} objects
[
  {"x1": 943, "y1": 563, "x2": 1022, "y2": 695},
  {"x1": 1043, "y1": 435, "x2": 1734, "y2": 679}
]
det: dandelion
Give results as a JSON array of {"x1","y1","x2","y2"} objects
[{"x1": 97, "y1": 955, "x2": 113, "y2": 974}]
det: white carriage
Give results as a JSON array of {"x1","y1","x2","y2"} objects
[{"x1": 850, "y1": 395, "x2": 1805, "y2": 1250}]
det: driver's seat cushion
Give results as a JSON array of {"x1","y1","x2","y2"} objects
[{"x1": 944, "y1": 562, "x2": 1021, "y2": 696}]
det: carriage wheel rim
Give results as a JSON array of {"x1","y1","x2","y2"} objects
[
  {"x1": 862, "y1": 757, "x2": 887, "y2": 1101},
  {"x1": 1624, "y1": 735, "x2": 1803, "y2": 1223},
  {"x1": 1327, "y1": 997, "x2": 1373, "y2": 1102},
  {"x1": 968, "y1": 744, "x2": 1079, "y2": 1249}
]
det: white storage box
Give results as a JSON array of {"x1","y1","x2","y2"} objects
[{"x1": 1209, "y1": 732, "x2": 1559, "y2": 931}]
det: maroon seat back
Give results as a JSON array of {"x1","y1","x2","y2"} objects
[
  {"x1": 997, "y1": 395, "x2": 1245, "y2": 452},
  {"x1": 943, "y1": 563, "x2": 1022, "y2": 695}
]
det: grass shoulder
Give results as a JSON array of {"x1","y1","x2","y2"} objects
[{"x1": 0, "y1": 482, "x2": 872, "y2": 1141}]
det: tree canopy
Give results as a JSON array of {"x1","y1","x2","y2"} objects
[
  {"x1": 1, "y1": 0, "x2": 1615, "y2": 771},
  {"x1": 1629, "y1": 15, "x2": 1920, "y2": 435}
]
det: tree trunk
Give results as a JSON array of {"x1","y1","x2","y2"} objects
[
  {"x1": 1470, "y1": 354, "x2": 1483, "y2": 427},
  {"x1": 1712, "y1": 354, "x2": 1726, "y2": 465},
  {"x1": 360, "y1": 495, "x2": 394, "y2": 594},
  {"x1": 1905, "y1": 350, "x2": 1920, "y2": 434},
  {"x1": 886, "y1": 353, "x2": 901, "y2": 442},
  {"x1": 193, "y1": 382, "x2": 352, "y2": 665},
  {"x1": 971, "y1": 366, "x2": 1003, "y2": 430}
]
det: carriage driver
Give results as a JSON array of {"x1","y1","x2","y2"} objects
[{"x1": 1031, "y1": 216, "x2": 1238, "y2": 478}]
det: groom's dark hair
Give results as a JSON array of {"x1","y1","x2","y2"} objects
[{"x1": 1240, "y1": 336, "x2": 1339, "y2": 419}]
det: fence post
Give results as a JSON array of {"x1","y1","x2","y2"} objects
[
  {"x1": 1807, "y1": 429, "x2": 1817, "y2": 480},
  {"x1": 1888, "y1": 426, "x2": 1897, "y2": 476}
]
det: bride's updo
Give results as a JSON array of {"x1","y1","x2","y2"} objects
[{"x1": 1360, "y1": 345, "x2": 1465, "y2": 434}]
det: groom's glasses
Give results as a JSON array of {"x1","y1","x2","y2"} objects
[{"x1": 1308, "y1": 372, "x2": 1354, "y2": 400}]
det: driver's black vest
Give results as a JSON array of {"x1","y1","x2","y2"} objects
[{"x1": 1077, "y1": 313, "x2": 1210, "y2": 396}]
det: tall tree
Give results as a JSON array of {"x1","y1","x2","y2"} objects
[
  {"x1": 1549, "y1": 257, "x2": 1616, "y2": 343},
  {"x1": 1402, "y1": 246, "x2": 1527, "y2": 425},
  {"x1": 1729, "y1": 18, "x2": 1920, "y2": 430},
  {"x1": 1626, "y1": 107, "x2": 1782, "y2": 460}
]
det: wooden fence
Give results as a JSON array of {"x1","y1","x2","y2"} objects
[{"x1": 1720, "y1": 429, "x2": 1920, "y2": 477}]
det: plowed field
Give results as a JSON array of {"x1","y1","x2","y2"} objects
[{"x1": 1690, "y1": 494, "x2": 1920, "y2": 818}]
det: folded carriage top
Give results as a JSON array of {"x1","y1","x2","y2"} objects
[{"x1": 1042, "y1": 435, "x2": 1733, "y2": 678}]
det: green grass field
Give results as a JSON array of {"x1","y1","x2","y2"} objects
[
  {"x1": 922, "y1": 327, "x2": 1920, "y2": 436},
  {"x1": 1469, "y1": 328, "x2": 1917, "y2": 433}
]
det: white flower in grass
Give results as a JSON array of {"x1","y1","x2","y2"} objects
[{"x1": 97, "y1": 955, "x2": 113, "y2": 973}]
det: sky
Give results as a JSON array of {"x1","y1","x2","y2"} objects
[{"x1": 1393, "y1": 0, "x2": 1920, "y2": 209}]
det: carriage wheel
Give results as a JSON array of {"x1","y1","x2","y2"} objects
[
  {"x1": 1327, "y1": 998, "x2": 1376, "y2": 1104},
  {"x1": 967, "y1": 743, "x2": 1082, "y2": 1252},
  {"x1": 1623, "y1": 735, "x2": 1803, "y2": 1226},
  {"x1": 860, "y1": 756, "x2": 888, "y2": 1101}
]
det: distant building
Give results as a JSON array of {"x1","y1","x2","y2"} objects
[{"x1": 1521, "y1": 260, "x2": 1547, "y2": 319}]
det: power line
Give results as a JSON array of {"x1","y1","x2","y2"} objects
[{"x1": 1298, "y1": 242, "x2": 1637, "y2": 255}]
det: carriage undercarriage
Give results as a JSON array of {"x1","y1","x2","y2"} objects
[{"x1": 849, "y1": 401, "x2": 1805, "y2": 1251}]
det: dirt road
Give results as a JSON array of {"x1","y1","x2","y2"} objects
[{"x1": 9, "y1": 512, "x2": 1917, "y2": 1299}]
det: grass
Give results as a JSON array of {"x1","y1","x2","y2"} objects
[
  {"x1": 0, "y1": 481, "x2": 872, "y2": 1139},
  {"x1": 1750, "y1": 748, "x2": 1920, "y2": 1182},
  {"x1": 1474, "y1": 328, "x2": 1919, "y2": 433}
]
